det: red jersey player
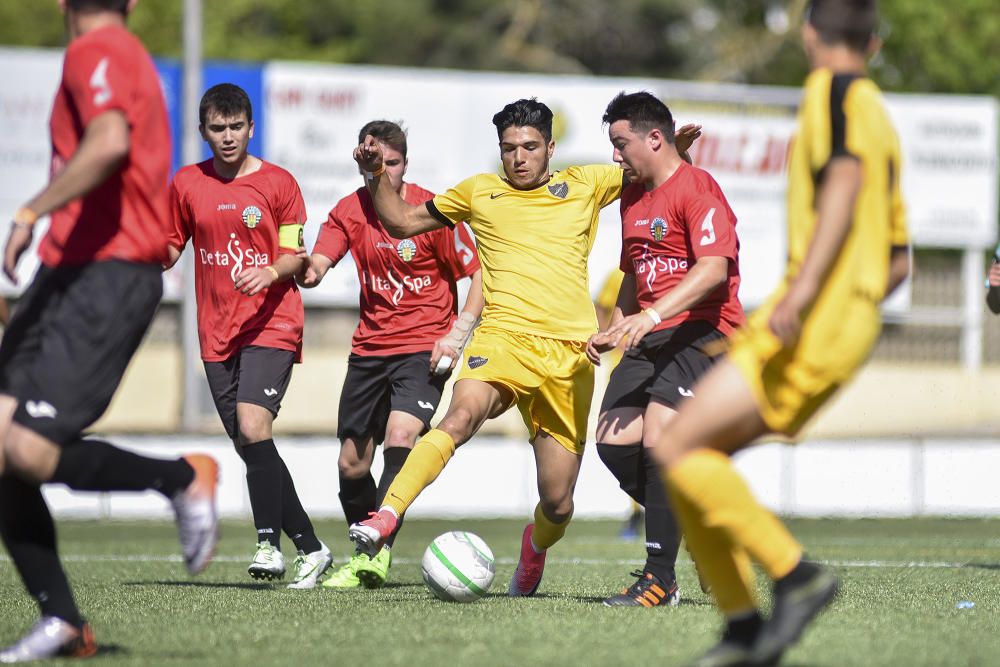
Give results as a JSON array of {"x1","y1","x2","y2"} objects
[
  {"x1": 588, "y1": 91, "x2": 743, "y2": 608},
  {"x1": 299, "y1": 120, "x2": 482, "y2": 589},
  {"x1": 0, "y1": 1, "x2": 218, "y2": 661},
  {"x1": 166, "y1": 83, "x2": 331, "y2": 589}
]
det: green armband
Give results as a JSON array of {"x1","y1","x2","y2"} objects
[{"x1": 278, "y1": 223, "x2": 304, "y2": 250}]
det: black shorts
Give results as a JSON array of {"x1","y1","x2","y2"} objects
[
  {"x1": 0, "y1": 260, "x2": 162, "y2": 445},
  {"x1": 204, "y1": 345, "x2": 295, "y2": 440},
  {"x1": 337, "y1": 352, "x2": 449, "y2": 443},
  {"x1": 601, "y1": 320, "x2": 725, "y2": 413}
]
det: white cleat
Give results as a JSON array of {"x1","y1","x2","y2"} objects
[
  {"x1": 248, "y1": 542, "x2": 286, "y2": 580},
  {"x1": 0, "y1": 617, "x2": 96, "y2": 663},
  {"x1": 287, "y1": 542, "x2": 333, "y2": 589},
  {"x1": 171, "y1": 454, "x2": 220, "y2": 575}
]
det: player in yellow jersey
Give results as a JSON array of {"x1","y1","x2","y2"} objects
[
  {"x1": 653, "y1": 2, "x2": 910, "y2": 665},
  {"x1": 347, "y1": 98, "x2": 697, "y2": 596}
]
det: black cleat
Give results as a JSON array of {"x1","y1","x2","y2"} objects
[
  {"x1": 684, "y1": 639, "x2": 758, "y2": 667},
  {"x1": 603, "y1": 570, "x2": 680, "y2": 607},
  {"x1": 752, "y1": 562, "x2": 838, "y2": 665}
]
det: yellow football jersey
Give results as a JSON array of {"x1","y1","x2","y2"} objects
[
  {"x1": 429, "y1": 165, "x2": 623, "y2": 342},
  {"x1": 785, "y1": 67, "x2": 908, "y2": 302}
]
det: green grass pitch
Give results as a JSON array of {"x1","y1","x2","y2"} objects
[{"x1": 2, "y1": 518, "x2": 999, "y2": 666}]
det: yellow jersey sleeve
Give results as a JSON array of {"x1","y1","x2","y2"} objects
[
  {"x1": 429, "y1": 175, "x2": 478, "y2": 228},
  {"x1": 595, "y1": 268, "x2": 625, "y2": 311},
  {"x1": 575, "y1": 164, "x2": 625, "y2": 209}
]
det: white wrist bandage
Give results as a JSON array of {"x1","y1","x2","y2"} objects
[{"x1": 434, "y1": 312, "x2": 478, "y2": 375}]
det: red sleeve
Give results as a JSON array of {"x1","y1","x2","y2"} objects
[
  {"x1": 312, "y1": 207, "x2": 350, "y2": 264},
  {"x1": 62, "y1": 40, "x2": 132, "y2": 126},
  {"x1": 167, "y1": 179, "x2": 191, "y2": 250},
  {"x1": 440, "y1": 221, "x2": 480, "y2": 280},
  {"x1": 684, "y1": 191, "x2": 738, "y2": 261}
]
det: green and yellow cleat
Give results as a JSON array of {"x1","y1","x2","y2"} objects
[
  {"x1": 321, "y1": 551, "x2": 367, "y2": 589},
  {"x1": 356, "y1": 545, "x2": 392, "y2": 589}
]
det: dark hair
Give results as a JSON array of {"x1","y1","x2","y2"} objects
[
  {"x1": 66, "y1": 0, "x2": 129, "y2": 13},
  {"x1": 199, "y1": 83, "x2": 253, "y2": 126},
  {"x1": 808, "y1": 0, "x2": 878, "y2": 52},
  {"x1": 602, "y1": 91, "x2": 675, "y2": 143},
  {"x1": 492, "y1": 98, "x2": 554, "y2": 143},
  {"x1": 358, "y1": 120, "x2": 408, "y2": 159}
]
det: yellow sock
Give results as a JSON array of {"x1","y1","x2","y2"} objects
[
  {"x1": 670, "y1": 484, "x2": 757, "y2": 615},
  {"x1": 531, "y1": 503, "x2": 572, "y2": 551},
  {"x1": 666, "y1": 449, "x2": 801, "y2": 580},
  {"x1": 380, "y1": 429, "x2": 455, "y2": 516}
]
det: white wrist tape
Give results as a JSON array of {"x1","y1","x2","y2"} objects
[
  {"x1": 434, "y1": 312, "x2": 478, "y2": 375},
  {"x1": 643, "y1": 307, "x2": 662, "y2": 326}
]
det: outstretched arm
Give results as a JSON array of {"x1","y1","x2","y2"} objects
[{"x1": 354, "y1": 135, "x2": 445, "y2": 239}]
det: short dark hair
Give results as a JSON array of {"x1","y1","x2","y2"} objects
[
  {"x1": 199, "y1": 83, "x2": 253, "y2": 126},
  {"x1": 492, "y1": 98, "x2": 554, "y2": 143},
  {"x1": 603, "y1": 91, "x2": 675, "y2": 143},
  {"x1": 808, "y1": 0, "x2": 878, "y2": 52},
  {"x1": 66, "y1": 0, "x2": 130, "y2": 13},
  {"x1": 358, "y1": 120, "x2": 408, "y2": 159}
]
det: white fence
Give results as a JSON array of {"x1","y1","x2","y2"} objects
[{"x1": 43, "y1": 435, "x2": 1000, "y2": 520}]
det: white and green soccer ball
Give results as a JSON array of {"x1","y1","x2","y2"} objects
[{"x1": 421, "y1": 531, "x2": 495, "y2": 602}]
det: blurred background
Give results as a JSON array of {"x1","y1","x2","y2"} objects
[{"x1": 0, "y1": 0, "x2": 998, "y2": 521}]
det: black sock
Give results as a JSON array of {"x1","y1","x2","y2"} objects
[
  {"x1": 51, "y1": 438, "x2": 194, "y2": 497},
  {"x1": 377, "y1": 447, "x2": 410, "y2": 548},
  {"x1": 596, "y1": 442, "x2": 644, "y2": 503},
  {"x1": 725, "y1": 611, "x2": 764, "y2": 648},
  {"x1": 775, "y1": 559, "x2": 817, "y2": 593},
  {"x1": 642, "y1": 448, "x2": 680, "y2": 583},
  {"x1": 242, "y1": 439, "x2": 283, "y2": 549},
  {"x1": 338, "y1": 471, "x2": 377, "y2": 527},
  {"x1": 0, "y1": 475, "x2": 84, "y2": 629},
  {"x1": 279, "y1": 459, "x2": 321, "y2": 553}
]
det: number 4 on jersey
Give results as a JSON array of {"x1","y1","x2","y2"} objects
[
  {"x1": 90, "y1": 57, "x2": 112, "y2": 106},
  {"x1": 699, "y1": 208, "x2": 717, "y2": 246}
]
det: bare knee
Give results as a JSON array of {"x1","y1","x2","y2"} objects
[
  {"x1": 4, "y1": 427, "x2": 60, "y2": 483},
  {"x1": 384, "y1": 427, "x2": 419, "y2": 449},
  {"x1": 538, "y1": 495, "x2": 574, "y2": 524},
  {"x1": 236, "y1": 403, "x2": 274, "y2": 444},
  {"x1": 338, "y1": 456, "x2": 371, "y2": 479},
  {"x1": 437, "y1": 406, "x2": 479, "y2": 445}
]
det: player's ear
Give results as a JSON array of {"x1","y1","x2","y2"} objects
[
  {"x1": 547, "y1": 140, "x2": 555, "y2": 159},
  {"x1": 248, "y1": 120, "x2": 255, "y2": 140},
  {"x1": 865, "y1": 34, "x2": 883, "y2": 60},
  {"x1": 198, "y1": 124, "x2": 207, "y2": 141}
]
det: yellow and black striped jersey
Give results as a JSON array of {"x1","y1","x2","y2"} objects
[
  {"x1": 785, "y1": 67, "x2": 908, "y2": 302},
  {"x1": 428, "y1": 165, "x2": 623, "y2": 342}
]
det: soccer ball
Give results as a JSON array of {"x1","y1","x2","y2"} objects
[{"x1": 421, "y1": 531, "x2": 495, "y2": 603}]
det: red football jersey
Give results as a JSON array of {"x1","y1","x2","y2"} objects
[
  {"x1": 169, "y1": 160, "x2": 306, "y2": 362},
  {"x1": 620, "y1": 162, "x2": 744, "y2": 335},
  {"x1": 314, "y1": 184, "x2": 480, "y2": 356},
  {"x1": 41, "y1": 25, "x2": 171, "y2": 267}
]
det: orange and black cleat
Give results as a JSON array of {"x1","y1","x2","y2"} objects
[{"x1": 603, "y1": 570, "x2": 680, "y2": 607}]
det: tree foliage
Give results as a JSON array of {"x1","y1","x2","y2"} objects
[{"x1": 0, "y1": 0, "x2": 996, "y2": 97}]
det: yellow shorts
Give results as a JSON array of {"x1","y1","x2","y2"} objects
[
  {"x1": 458, "y1": 325, "x2": 594, "y2": 455},
  {"x1": 728, "y1": 290, "x2": 881, "y2": 436}
]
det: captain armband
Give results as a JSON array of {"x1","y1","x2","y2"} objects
[{"x1": 278, "y1": 223, "x2": 304, "y2": 250}]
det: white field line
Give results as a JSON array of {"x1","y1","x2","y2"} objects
[{"x1": 0, "y1": 555, "x2": 984, "y2": 569}]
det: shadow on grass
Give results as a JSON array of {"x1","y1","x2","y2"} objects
[
  {"x1": 95, "y1": 644, "x2": 128, "y2": 658},
  {"x1": 122, "y1": 580, "x2": 273, "y2": 590},
  {"x1": 967, "y1": 562, "x2": 1000, "y2": 571}
]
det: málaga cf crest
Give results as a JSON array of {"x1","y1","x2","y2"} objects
[
  {"x1": 242, "y1": 205, "x2": 263, "y2": 229},
  {"x1": 396, "y1": 239, "x2": 417, "y2": 262},
  {"x1": 651, "y1": 218, "x2": 667, "y2": 241}
]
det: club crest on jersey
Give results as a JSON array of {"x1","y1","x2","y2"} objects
[
  {"x1": 651, "y1": 218, "x2": 667, "y2": 241},
  {"x1": 468, "y1": 356, "x2": 489, "y2": 369},
  {"x1": 548, "y1": 182, "x2": 569, "y2": 199},
  {"x1": 396, "y1": 239, "x2": 417, "y2": 262},
  {"x1": 242, "y1": 205, "x2": 263, "y2": 229}
]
